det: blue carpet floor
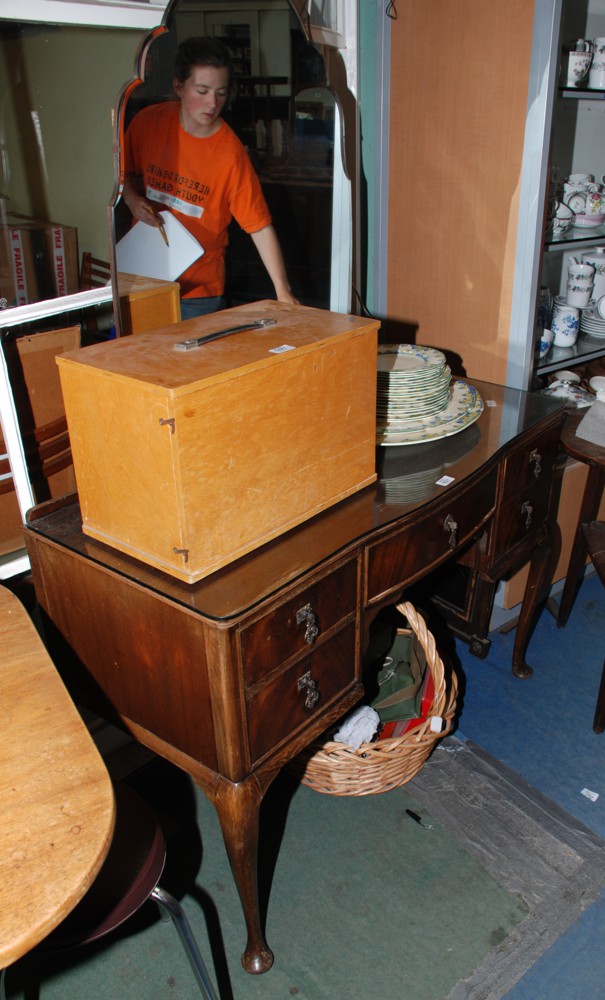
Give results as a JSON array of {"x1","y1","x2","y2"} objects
[{"x1": 454, "y1": 570, "x2": 605, "y2": 999}]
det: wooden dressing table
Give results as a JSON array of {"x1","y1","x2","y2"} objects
[{"x1": 23, "y1": 380, "x2": 564, "y2": 974}]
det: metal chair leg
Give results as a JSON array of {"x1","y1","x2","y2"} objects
[
  {"x1": 0, "y1": 967, "x2": 6, "y2": 1000},
  {"x1": 150, "y1": 887, "x2": 218, "y2": 1000}
]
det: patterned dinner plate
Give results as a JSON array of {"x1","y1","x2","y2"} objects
[
  {"x1": 377, "y1": 368, "x2": 452, "y2": 396},
  {"x1": 377, "y1": 381, "x2": 484, "y2": 446},
  {"x1": 377, "y1": 343, "x2": 447, "y2": 375},
  {"x1": 377, "y1": 386, "x2": 453, "y2": 419}
]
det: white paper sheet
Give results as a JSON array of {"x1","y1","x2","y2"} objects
[{"x1": 116, "y1": 211, "x2": 204, "y2": 282}]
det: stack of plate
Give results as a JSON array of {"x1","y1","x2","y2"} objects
[
  {"x1": 580, "y1": 306, "x2": 605, "y2": 339},
  {"x1": 383, "y1": 465, "x2": 444, "y2": 504},
  {"x1": 378, "y1": 345, "x2": 451, "y2": 418},
  {"x1": 377, "y1": 344, "x2": 484, "y2": 446}
]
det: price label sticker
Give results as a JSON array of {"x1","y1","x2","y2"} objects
[
  {"x1": 486, "y1": 399, "x2": 497, "y2": 408},
  {"x1": 436, "y1": 475, "x2": 455, "y2": 487},
  {"x1": 269, "y1": 344, "x2": 295, "y2": 354}
]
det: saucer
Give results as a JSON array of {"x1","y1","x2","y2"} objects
[{"x1": 572, "y1": 214, "x2": 605, "y2": 228}]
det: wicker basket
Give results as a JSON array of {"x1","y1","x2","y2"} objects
[{"x1": 288, "y1": 601, "x2": 458, "y2": 796}]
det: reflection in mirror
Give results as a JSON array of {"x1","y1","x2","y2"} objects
[
  {"x1": 113, "y1": 0, "x2": 350, "y2": 323},
  {"x1": 0, "y1": 18, "x2": 144, "y2": 572},
  {"x1": 0, "y1": 21, "x2": 138, "y2": 321}
]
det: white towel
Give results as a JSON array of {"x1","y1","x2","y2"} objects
[
  {"x1": 576, "y1": 399, "x2": 605, "y2": 447},
  {"x1": 333, "y1": 706, "x2": 381, "y2": 750}
]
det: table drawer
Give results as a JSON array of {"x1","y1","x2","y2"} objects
[
  {"x1": 499, "y1": 424, "x2": 561, "y2": 501},
  {"x1": 366, "y1": 468, "x2": 496, "y2": 603},
  {"x1": 491, "y1": 478, "x2": 552, "y2": 554},
  {"x1": 489, "y1": 425, "x2": 560, "y2": 556},
  {"x1": 239, "y1": 556, "x2": 359, "y2": 686},
  {"x1": 246, "y1": 623, "x2": 358, "y2": 763}
]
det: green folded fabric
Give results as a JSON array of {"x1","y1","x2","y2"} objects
[{"x1": 365, "y1": 627, "x2": 427, "y2": 723}]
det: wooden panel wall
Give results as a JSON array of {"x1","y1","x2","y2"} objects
[{"x1": 386, "y1": 1, "x2": 535, "y2": 384}]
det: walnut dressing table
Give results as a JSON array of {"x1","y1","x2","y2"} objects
[{"x1": 23, "y1": 380, "x2": 564, "y2": 974}]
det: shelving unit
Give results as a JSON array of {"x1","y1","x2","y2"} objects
[
  {"x1": 536, "y1": 17, "x2": 605, "y2": 380},
  {"x1": 537, "y1": 182, "x2": 605, "y2": 377},
  {"x1": 498, "y1": 1, "x2": 605, "y2": 611},
  {"x1": 536, "y1": 333, "x2": 605, "y2": 376}
]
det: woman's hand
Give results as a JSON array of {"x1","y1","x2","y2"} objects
[
  {"x1": 122, "y1": 175, "x2": 164, "y2": 229},
  {"x1": 251, "y1": 225, "x2": 300, "y2": 305}
]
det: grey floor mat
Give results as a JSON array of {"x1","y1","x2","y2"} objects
[{"x1": 404, "y1": 736, "x2": 605, "y2": 999}]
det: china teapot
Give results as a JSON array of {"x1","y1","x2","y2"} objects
[{"x1": 541, "y1": 379, "x2": 594, "y2": 408}]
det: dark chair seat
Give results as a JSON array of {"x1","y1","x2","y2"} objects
[{"x1": 1, "y1": 783, "x2": 218, "y2": 1000}]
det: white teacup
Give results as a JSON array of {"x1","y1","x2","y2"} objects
[
  {"x1": 550, "y1": 201, "x2": 573, "y2": 235},
  {"x1": 565, "y1": 51, "x2": 593, "y2": 86},
  {"x1": 582, "y1": 247, "x2": 605, "y2": 299},
  {"x1": 564, "y1": 188, "x2": 588, "y2": 214},
  {"x1": 567, "y1": 172, "x2": 594, "y2": 186},
  {"x1": 589, "y1": 376, "x2": 605, "y2": 401},
  {"x1": 566, "y1": 261, "x2": 595, "y2": 307},
  {"x1": 589, "y1": 38, "x2": 605, "y2": 89}
]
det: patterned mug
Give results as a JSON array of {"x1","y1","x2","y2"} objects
[
  {"x1": 589, "y1": 38, "x2": 605, "y2": 89},
  {"x1": 551, "y1": 301, "x2": 580, "y2": 346},
  {"x1": 566, "y1": 262, "x2": 595, "y2": 307}
]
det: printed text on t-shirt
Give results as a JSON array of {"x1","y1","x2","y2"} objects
[
  {"x1": 145, "y1": 161, "x2": 208, "y2": 218},
  {"x1": 146, "y1": 185, "x2": 205, "y2": 219}
]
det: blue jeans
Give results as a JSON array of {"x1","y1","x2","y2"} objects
[{"x1": 180, "y1": 296, "x2": 226, "y2": 320}]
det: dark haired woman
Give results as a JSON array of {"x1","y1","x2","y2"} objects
[{"x1": 123, "y1": 36, "x2": 297, "y2": 318}]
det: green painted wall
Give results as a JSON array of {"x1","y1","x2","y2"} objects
[{"x1": 1, "y1": 24, "x2": 147, "y2": 263}]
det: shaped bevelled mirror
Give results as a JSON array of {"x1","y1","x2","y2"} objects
[{"x1": 111, "y1": 0, "x2": 357, "y2": 327}]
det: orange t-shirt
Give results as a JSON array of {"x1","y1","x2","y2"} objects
[{"x1": 124, "y1": 102, "x2": 272, "y2": 298}]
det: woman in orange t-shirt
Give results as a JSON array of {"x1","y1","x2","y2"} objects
[{"x1": 123, "y1": 36, "x2": 298, "y2": 318}]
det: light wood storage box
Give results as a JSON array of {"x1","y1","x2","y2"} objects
[
  {"x1": 57, "y1": 301, "x2": 379, "y2": 583},
  {"x1": 117, "y1": 272, "x2": 181, "y2": 335}
]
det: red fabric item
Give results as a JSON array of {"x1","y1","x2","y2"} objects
[{"x1": 378, "y1": 669, "x2": 436, "y2": 740}]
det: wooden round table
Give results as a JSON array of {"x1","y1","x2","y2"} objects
[
  {"x1": 0, "y1": 585, "x2": 115, "y2": 970},
  {"x1": 557, "y1": 409, "x2": 605, "y2": 627}
]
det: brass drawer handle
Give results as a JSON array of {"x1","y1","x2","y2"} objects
[
  {"x1": 521, "y1": 501, "x2": 533, "y2": 529},
  {"x1": 529, "y1": 449, "x2": 542, "y2": 479},
  {"x1": 297, "y1": 670, "x2": 320, "y2": 710},
  {"x1": 296, "y1": 603, "x2": 320, "y2": 645},
  {"x1": 443, "y1": 513, "x2": 458, "y2": 550}
]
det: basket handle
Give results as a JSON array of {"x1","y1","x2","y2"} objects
[{"x1": 395, "y1": 601, "x2": 438, "y2": 671}]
